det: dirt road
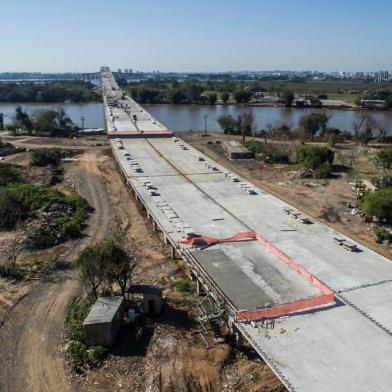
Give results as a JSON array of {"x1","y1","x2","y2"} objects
[{"x1": 0, "y1": 150, "x2": 113, "y2": 392}]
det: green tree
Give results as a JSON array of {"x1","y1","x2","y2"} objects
[
  {"x1": 101, "y1": 240, "x2": 136, "y2": 295},
  {"x1": 217, "y1": 114, "x2": 237, "y2": 134},
  {"x1": 74, "y1": 245, "x2": 105, "y2": 300},
  {"x1": 299, "y1": 113, "x2": 322, "y2": 141},
  {"x1": 207, "y1": 92, "x2": 217, "y2": 105},
  {"x1": 168, "y1": 88, "x2": 187, "y2": 104},
  {"x1": 385, "y1": 96, "x2": 392, "y2": 109},
  {"x1": 15, "y1": 106, "x2": 33, "y2": 135},
  {"x1": 234, "y1": 89, "x2": 252, "y2": 103},
  {"x1": 282, "y1": 90, "x2": 295, "y2": 107},
  {"x1": 33, "y1": 110, "x2": 58, "y2": 135},
  {"x1": 240, "y1": 111, "x2": 254, "y2": 142},
  {"x1": 56, "y1": 109, "x2": 73, "y2": 129},
  {"x1": 138, "y1": 88, "x2": 160, "y2": 103},
  {"x1": 32, "y1": 109, "x2": 75, "y2": 136},
  {"x1": 184, "y1": 83, "x2": 203, "y2": 103},
  {"x1": 221, "y1": 91, "x2": 230, "y2": 103}
]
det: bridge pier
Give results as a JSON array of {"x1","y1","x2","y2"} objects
[{"x1": 170, "y1": 244, "x2": 179, "y2": 260}]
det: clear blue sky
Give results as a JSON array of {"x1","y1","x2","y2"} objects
[{"x1": 2, "y1": 0, "x2": 392, "y2": 73}]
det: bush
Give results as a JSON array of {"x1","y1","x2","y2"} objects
[
  {"x1": 0, "y1": 184, "x2": 90, "y2": 239},
  {"x1": 313, "y1": 163, "x2": 333, "y2": 179},
  {"x1": 65, "y1": 300, "x2": 91, "y2": 341},
  {"x1": 327, "y1": 132, "x2": 336, "y2": 147},
  {"x1": 0, "y1": 186, "x2": 24, "y2": 229},
  {"x1": 65, "y1": 300, "x2": 106, "y2": 372},
  {"x1": 30, "y1": 149, "x2": 61, "y2": 167},
  {"x1": 377, "y1": 149, "x2": 392, "y2": 170},
  {"x1": 373, "y1": 175, "x2": 392, "y2": 189},
  {"x1": 0, "y1": 165, "x2": 21, "y2": 186},
  {"x1": 243, "y1": 142, "x2": 290, "y2": 164},
  {"x1": 374, "y1": 227, "x2": 392, "y2": 243},
  {"x1": 361, "y1": 188, "x2": 392, "y2": 223},
  {"x1": 0, "y1": 264, "x2": 25, "y2": 280},
  {"x1": 174, "y1": 279, "x2": 191, "y2": 292},
  {"x1": 295, "y1": 144, "x2": 334, "y2": 170}
]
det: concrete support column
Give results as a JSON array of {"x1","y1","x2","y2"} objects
[
  {"x1": 234, "y1": 332, "x2": 241, "y2": 348},
  {"x1": 170, "y1": 245, "x2": 176, "y2": 260},
  {"x1": 197, "y1": 279, "x2": 202, "y2": 295},
  {"x1": 152, "y1": 220, "x2": 157, "y2": 232},
  {"x1": 163, "y1": 234, "x2": 169, "y2": 245}
]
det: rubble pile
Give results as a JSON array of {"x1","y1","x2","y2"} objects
[
  {"x1": 0, "y1": 143, "x2": 25, "y2": 157},
  {"x1": 23, "y1": 203, "x2": 75, "y2": 249}
]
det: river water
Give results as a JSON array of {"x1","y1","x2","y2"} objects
[
  {"x1": 1, "y1": 102, "x2": 392, "y2": 134},
  {"x1": 0, "y1": 102, "x2": 105, "y2": 129}
]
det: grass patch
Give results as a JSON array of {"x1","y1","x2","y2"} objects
[
  {"x1": 0, "y1": 164, "x2": 22, "y2": 186},
  {"x1": 65, "y1": 299, "x2": 107, "y2": 372},
  {"x1": 243, "y1": 141, "x2": 290, "y2": 164},
  {"x1": 174, "y1": 279, "x2": 191, "y2": 292}
]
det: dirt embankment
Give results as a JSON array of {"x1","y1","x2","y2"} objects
[{"x1": 0, "y1": 149, "x2": 113, "y2": 392}]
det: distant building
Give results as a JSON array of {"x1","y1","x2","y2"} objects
[
  {"x1": 320, "y1": 99, "x2": 350, "y2": 108},
  {"x1": 252, "y1": 94, "x2": 280, "y2": 104},
  {"x1": 360, "y1": 99, "x2": 386, "y2": 109},
  {"x1": 78, "y1": 128, "x2": 105, "y2": 135}
]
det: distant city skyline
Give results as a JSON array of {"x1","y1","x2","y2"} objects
[{"x1": 2, "y1": 0, "x2": 392, "y2": 73}]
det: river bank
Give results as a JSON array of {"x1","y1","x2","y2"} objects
[{"x1": 1, "y1": 102, "x2": 391, "y2": 135}]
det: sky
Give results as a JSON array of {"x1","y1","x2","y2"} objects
[{"x1": 1, "y1": 0, "x2": 392, "y2": 73}]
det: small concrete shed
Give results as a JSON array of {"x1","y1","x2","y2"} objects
[
  {"x1": 83, "y1": 296, "x2": 124, "y2": 347},
  {"x1": 222, "y1": 140, "x2": 254, "y2": 160},
  {"x1": 126, "y1": 285, "x2": 163, "y2": 316}
]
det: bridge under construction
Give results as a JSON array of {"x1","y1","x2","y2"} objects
[{"x1": 101, "y1": 67, "x2": 392, "y2": 392}]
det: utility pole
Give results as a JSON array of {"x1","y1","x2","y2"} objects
[
  {"x1": 253, "y1": 122, "x2": 257, "y2": 142},
  {"x1": 203, "y1": 114, "x2": 208, "y2": 135},
  {"x1": 81, "y1": 116, "x2": 85, "y2": 130}
]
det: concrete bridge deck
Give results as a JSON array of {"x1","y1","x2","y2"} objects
[{"x1": 101, "y1": 68, "x2": 392, "y2": 392}]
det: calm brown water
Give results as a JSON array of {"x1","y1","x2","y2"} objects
[{"x1": 1, "y1": 102, "x2": 392, "y2": 135}]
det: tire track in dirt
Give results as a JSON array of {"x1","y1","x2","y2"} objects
[{"x1": 0, "y1": 150, "x2": 114, "y2": 392}]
